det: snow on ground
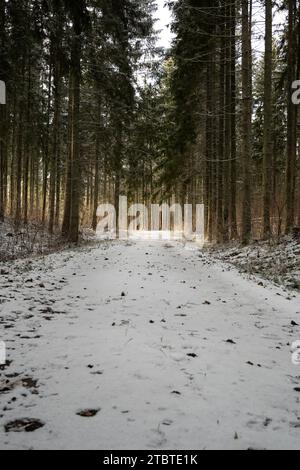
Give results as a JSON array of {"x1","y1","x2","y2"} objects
[
  {"x1": 0, "y1": 218, "x2": 97, "y2": 262},
  {"x1": 0, "y1": 240, "x2": 300, "y2": 450},
  {"x1": 0, "y1": 219, "x2": 66, "y2": 262},
  {"x1": 207, "y1": 237, "x2": 300, "y2": 292}
]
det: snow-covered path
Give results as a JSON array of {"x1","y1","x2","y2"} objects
[{"x1": 0, "y1": 240, "x2": 300, "y2": 450}]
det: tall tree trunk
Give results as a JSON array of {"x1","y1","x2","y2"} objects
[
  {"x1": 263, "y1": 0, "x2": 273, "y2": 238},
  {"x1": 206, "y1": 56, "x2": 214, "y2": 241},
  {"x1": 229, "y1": 0, "x2": 238, "y2": 239},
  {"x1": 42, "y1": 66, "x2": 52, "y2": 224},
  {"x1": 217, "y1": 3, "x2": 225, "y2": 243},
  {"x1": 0, "y1": 103, "x2": 7, "y2": 222},
  {"x1": 49, "y1": 60, "x2": 62, "y2": 234},
  {"x1": 0, "y1": 0, "x2": 7, "y2": 222},
  {"x1": 15, "y1": 59, "x2": 26, "y2": 226},
  {"x1": 223, "y1": 0, "x2": 231, "y2": 241},
  {"x1": 286, "y1": 0, "x2": 297, "y2": 233},
  {"x1": 61, "y1": 70, "x2": 73, "y2": 237},
  {"x1": 23, "y1": 63, "x2": 31, "y2": 225},
  {"x1": 68, "y1": 23, "x2": 82, "y2": 243},
  {"x1": 92, "y1": 97, "x2": 101, "y2": 231},
  {"x1": 15, "y1": 104, "x2": 23, "y2": 226},
  {"x1": 241, "y1": 0, "x2": 252, "y2": 244}
]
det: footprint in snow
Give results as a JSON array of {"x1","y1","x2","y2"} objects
[{"x1": 170, "y1": 353, "x2": 186, "y2": 362}]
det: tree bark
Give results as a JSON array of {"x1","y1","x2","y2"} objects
[
  {"x1": 241, "y1": 0, "x2": 253, "y2": 244},
  {"x1": 229, "y1": 0, "x2": 238, "y2": 239},
  {"x1": 286, "y1": 0, "x2": 297, "y2": 233},
  {"x1": 68, "y1": 27, "x2": 82, "y2": 243},
  {"x1": 263, "y1": 0, "x2": 273, "y2": 238}
]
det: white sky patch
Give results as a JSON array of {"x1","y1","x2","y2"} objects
[
  {"x1": 153, "y1": 1, "x2": 286, "y2": 56},
  {"x1": 155, "y1": 0, "x2": 174, "y2": 49},
  {"x1": 252, "y1": 2, "x2": 286, "y2": 55}
]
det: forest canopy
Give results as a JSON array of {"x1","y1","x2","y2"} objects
[{"x1": 0, "y1": 0, "x2": 299, "y2": 244}]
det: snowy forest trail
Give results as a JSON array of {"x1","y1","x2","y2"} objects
[{"x1": 0, "y1": 240, "x2": 300, "y2": 450}]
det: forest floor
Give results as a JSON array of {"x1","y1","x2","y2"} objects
[
  {"x1": 0, "y1": 239, "x2": 300, "y2": 450},
  {"x1": 0, "y1": 218, "x2": 97, "y2": 262},
  {"x1": 207, "y1": 237, "x2": 300, "y2": 292}
]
